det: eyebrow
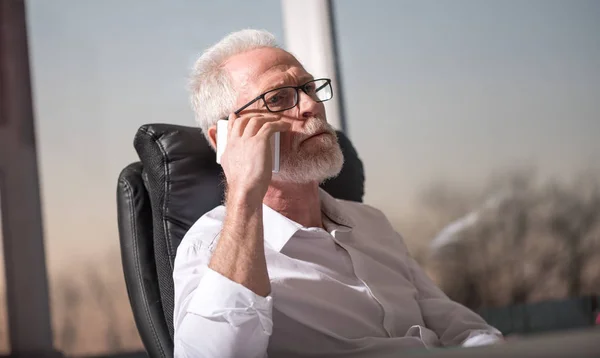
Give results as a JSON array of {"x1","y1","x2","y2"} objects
[{"x1": 260, "y1": 76, "x2": 315, "y2": 93}]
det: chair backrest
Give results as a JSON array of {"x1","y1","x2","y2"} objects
[{"x1": 117, "y1": 123, "x2": 365, "y2": 357}]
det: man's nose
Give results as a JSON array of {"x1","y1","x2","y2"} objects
[{"x1": 297, "y1": 90, "x2": 321, "y2": 119}]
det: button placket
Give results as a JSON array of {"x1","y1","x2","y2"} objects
[{"x1": 331, "y1": 229, "x2": 394, "y2": 338}]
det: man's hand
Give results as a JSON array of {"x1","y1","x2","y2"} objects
[
  {"x1": 221, "y1": 113, "x2": 291, "y2": 204},
  {"x1": 208, "y1": 112, "x2": 290, "y2": 297}
]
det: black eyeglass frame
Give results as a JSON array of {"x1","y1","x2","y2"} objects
[{"x1": 225, "y1": 78, "x2": 333, "y2": 119}]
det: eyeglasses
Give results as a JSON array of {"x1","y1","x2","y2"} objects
[{"x1": 231, "y1": 78, "x2": 333, "y2": 116}]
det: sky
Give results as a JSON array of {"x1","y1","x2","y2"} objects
[{"x1": 21, "y1": 0, "x2": 600, "y2": 269}]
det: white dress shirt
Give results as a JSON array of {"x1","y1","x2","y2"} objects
[{"x1": 173, "y1": 189, "x2": 502, "y2": 357}]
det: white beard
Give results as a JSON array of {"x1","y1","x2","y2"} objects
[{"x1": 273, "y1": 118, "x2": 344, "y2": 184}]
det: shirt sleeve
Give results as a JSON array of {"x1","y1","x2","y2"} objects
[
  {"x1": 406, "y1": 255, "x2": 503, "y2": 347},
  {"x1": 173, "y1": 234, "x2": 273, "y2": 358}
]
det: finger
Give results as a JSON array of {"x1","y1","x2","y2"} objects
[
  {"x1": 257, "y1": 121, "x2": 292, "y2": 138},
  {"x1": 231, "y1": 114, "x2": 254, "y2": 137},
  {"x1": 226, "y1": 113, "x2": 237, "y2": 137},
  {"x1": 243, "y1": 115, "x2": 280, "y2": 138}
]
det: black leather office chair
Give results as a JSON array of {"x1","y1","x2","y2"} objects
[{"x1": 116, "y1": 123, "x2": 365, "y2": 358}]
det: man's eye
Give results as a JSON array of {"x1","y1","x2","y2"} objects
[
  {"x1": 304, "y1": 83, "x2": 316, "y2": 93},
  {"x1": 267, "y1": 95, "x2": 281, "y2": 104},
  {"x1": 267, "y1": 91, "x2": 287, "y2": 104}
]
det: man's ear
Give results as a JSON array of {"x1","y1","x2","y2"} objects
[{"x1": 207, "y1": 125, "x2": 217, "y2": 149}]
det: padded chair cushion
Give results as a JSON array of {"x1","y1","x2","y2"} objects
[
  {"x1": 133, "y1": 123, "x2": 365, "y2": 339},
  {"x1": 117, "y1": 162, "x2": 172, "y2": 357}
]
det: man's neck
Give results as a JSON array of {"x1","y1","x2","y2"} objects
[{"x1": 263, "y1": 181, "x2": 323, "y2": 229}]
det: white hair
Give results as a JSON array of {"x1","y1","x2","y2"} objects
[{"x1": 189, "y1": 29, "x2": 279, "y2": 138}]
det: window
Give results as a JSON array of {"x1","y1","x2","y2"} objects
[
  {"x1": 333, "y1": 0, "x2": 600, "y2": 258},
  {"x1": 25, "y1": 0, "x2": 284, "y2": 355}
]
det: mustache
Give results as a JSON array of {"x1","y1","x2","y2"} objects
[{"x1": 292, "y1": 118, "x2": 336, "y2": 146}]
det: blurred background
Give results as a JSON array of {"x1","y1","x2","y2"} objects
[{"x1": 0, "y1": 0, "x2": 599, "y2": 356}]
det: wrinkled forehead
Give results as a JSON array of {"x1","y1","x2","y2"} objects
[{"x1": 223, "y1": 47, "x2": 311, "y2": 97}]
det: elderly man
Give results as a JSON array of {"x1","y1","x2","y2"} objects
[{"x1": 173, "y1": 29, "x2": 502, "y2": 358}]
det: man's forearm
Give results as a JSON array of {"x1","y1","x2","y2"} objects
[
  {"x1": 208, "y1": 192, "x2": 271, "y2": 297},
  {"x1": 407, "y1": 255, "x2": 502, "y2": 346}
]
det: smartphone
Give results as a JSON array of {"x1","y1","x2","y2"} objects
[{"x1": 215, "y1": 119, "x2": 280, "y2": 173}]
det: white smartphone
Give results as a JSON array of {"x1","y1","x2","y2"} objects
[{"x1": 216, "y1": 119, "x2": 280, "y2": 173}]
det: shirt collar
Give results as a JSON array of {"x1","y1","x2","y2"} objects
[
  {"x1": 262, "y1": 204, "x2": 303, "y2": 252},
  {"x1": 318, "y1": 188, "x2": 355, "y2": 229},
  {"x1": 262, "y1": 188, "x2": 355, "y2": 252}
]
